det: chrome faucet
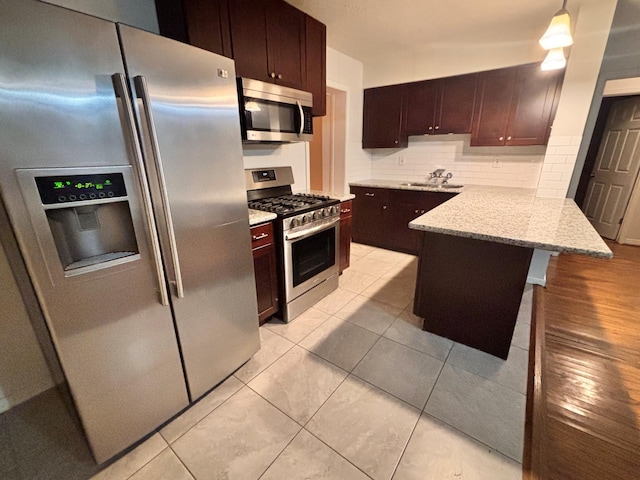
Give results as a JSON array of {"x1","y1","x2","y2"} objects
[{"x1": 427, "y1": 169, "x2": 453, "y2": 184}]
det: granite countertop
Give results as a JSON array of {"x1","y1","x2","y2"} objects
[
  {"x1": 248, "y1": 209, "x2": 277, "y2": 226},
  {"x1": 349, "y1": 179, "x2": 465, "y2": 194},
  {"x1": 305, "y1": 190, "x2": 355, "y2": 202},
  {"x1": 404, "y1": 185, "x2": 613, "y2": 258}
]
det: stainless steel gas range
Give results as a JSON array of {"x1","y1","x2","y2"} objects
[{"x1": 246, "y1": 167, "x2": 339, "y2": 322}]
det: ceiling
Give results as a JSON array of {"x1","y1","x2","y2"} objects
[{"x1": 287, "y1": 0, "x2": 591, "y2": 86}]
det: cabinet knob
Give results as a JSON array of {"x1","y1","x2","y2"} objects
[
  {"x1": 383, "y1": 205, "x2": 387, "y2": 210},
  {"x1": 428, "y1": 126, "x2": 433, "y2": 130},
  {"x1": 499, "y1": 136, "x2": 504, "y2": 141},
  {"x1": 434, "y1": 126, "x2": 440, "y2": 130},
  {"x1": 421, "y1": 210, "x2": 426, "y2": 214},
  {"x1": 277, "y1": 73, "x2": 282, "y2": 79},
  {"x1": 394, "y1": 140, "x2": 398, "y2": 144},
  {"x1": 507, "y1": 136, "x2": 512, "y2": 141},
  {"x1": 415, "y1": 209, "x2": 420, "y2": 213},
  {"x1": 270, "y1": 72, "x2": 276, "y2": 78}
]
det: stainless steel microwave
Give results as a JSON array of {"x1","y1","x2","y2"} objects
[{"x1": 237, "y1": 78, "x2": 313, "y2": 143}]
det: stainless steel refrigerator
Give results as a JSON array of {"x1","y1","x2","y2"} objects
[{"x1": 0, "y1": 0, "x2": 260, "y2": 463}]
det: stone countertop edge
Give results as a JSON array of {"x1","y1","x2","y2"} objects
[
  {"x1": 304, "y1": 190, "x2": 355, "y2": 202},
  {"x1": 348, "y1": 180, "x2": 612, "y2": 259},
  {"x1": 349, "y1": 179, "x2": 464, "y2": 193},
  {"x1": 248, "y1": 209, "x2": 277, "y2": 226}
]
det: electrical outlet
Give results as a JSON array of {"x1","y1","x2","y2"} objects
[
  {"x1": 398, "y1": 156, "x2": 405, "y2": 166},
  {"x1": 492, "y1": 157, "x2": 500, "y2": 168}
]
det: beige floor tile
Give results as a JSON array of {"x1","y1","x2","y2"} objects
[
  {"x1": 349, "y1": 257, "x2": 396, "y2": 277},
  {"x1": 306, "y1": 375, "x2": 420, "y2": 480},
  {"x1": 380, "y1": 260, "x2": 418, "y2": 284},
  {"x1": 384, "y1": 314, "x2": 453, "y2": 361},
  {"x1": 91, "y1": 434, "x2": 167, "y2": 480},
  {"x1": 365, "y1": 249, "x2": 413, "y2": 265},
  {"x1": 266, "y1": 307, "x2": 330, "y2": 344},
  {"x1": 261, "y1": 430, "x2": 369, "y2": 480},
  {"x1": 511, "y1": 320, "x2": 531, "y2": 351},
  {"x1": 424, "y1": 364, "x2": 526, "y2": 462},
  {"x1": 299, "y1": 317, "x2": 380, "y2": 371},
  {"x1": 129, "y1": 448, "x2": 194, "y2": 480},
  {"x1": 350, "y1": 243, "x2": 376, "y2": 257},
  {"x1": 446, "y1": 344, "x2": 528, "y2": 394},
  {"x1": 233, "y1": 328, "x2": 295, "y2": 383},
  {"x1": 393, "y1": 414, "x2": 522, "y2": 480},
  {"x1": 353, "y1": 337, "x2": 443, "y2": 409},
  {"x1": 161, "y1": 376, "x2": 243, "y2": 444},
  {"x1": 313, "y1": 287, "x2": 358, "y2": 316},
  {"x1": 172, "y1": 387, "x2": 300, "y2": 480},
  {"x1": 339, "y1": 268, "x2": 379, "y2": 294},
  {"x1": 334, "y1": 294, "x2": 402, "y2": 335},
  {"x1": 361, "y1": 278, "x2": 413, "y2": 309},
  {"x1": 248, "y1": 346, "x2": 347, "y2": 424}
]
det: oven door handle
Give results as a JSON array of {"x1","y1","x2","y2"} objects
[{"x1": 285, "y1": 218, "x2": 339, "y2": 242}]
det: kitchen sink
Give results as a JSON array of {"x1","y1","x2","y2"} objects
[{"x1": 400, "y1": 182, "x2": 464, "y2": 189}]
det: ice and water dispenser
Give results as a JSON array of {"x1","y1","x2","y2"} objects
[{"x1": 18, "y1": 167, "x2": 141, "y2": 277}]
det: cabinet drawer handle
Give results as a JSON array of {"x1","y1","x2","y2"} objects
[
  {"x1": 252, "y1": 233, "x2": 268, "y2": 241},
  {"x1": 507, "y1": 136, "x2": 512, "y2": 140},
  {"x1": 341, "y1": 208, "x2": 351, "y2": 214},
  {"x1": 365, "y1": 193, "x2": 375, "y2": 197},
  {"x1": 499, "y1": 136, "x2": 504, "y2": 141}
]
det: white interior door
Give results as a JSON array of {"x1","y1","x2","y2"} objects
[{"x1": 583, "y1": 97, "x2": 640, "y2": 239}]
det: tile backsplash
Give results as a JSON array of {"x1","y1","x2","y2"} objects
[{"x1": 369, "y1": 134, "x2": 546, "y2": 189}]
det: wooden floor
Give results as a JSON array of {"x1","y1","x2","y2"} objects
[{"x1": 524, "y1": 241, "x2": 640, "y2": 479}]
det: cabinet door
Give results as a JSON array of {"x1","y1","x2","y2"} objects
[
  {"x1": 403, "y1": 80, "x2": 437, "y2": 136},
  {"x1": 305, "y1": 14, "x2": 326, "y2": 116},
  {"x1": 363, "y1": 85, "x2": 408, "y2": 148},
  {"x1": 253, "y1": 243, "x2": 279, "y2": 324},
  {"x1": 386, "y1": 203, "x2": 423, "y2": 254},
  {"x1": 505, "y1": 64, "x2": 563, "y2": 146},
  {"x1": 181, "y1": 0, "x2": 232, "y2": 57},
  {"x1": 339, "y1": 215, "x2": 352, "y2": 273},
  {"x1": 437, "y1": 73, "x2": 478, "y2": 134},
  {"x1": 351, "y1": 187, "x2": 389, "y2": 247},
  {"x1": 228, "y1": 0, "x2": 270, "y2": 82},
  {"x1": 470, "y1": 67, "x2": 516, "y2": 146},
  {"x1": 267, "y1": 0, "x2": 306, "y2": 90}
]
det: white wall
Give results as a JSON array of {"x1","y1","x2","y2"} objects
[
  {"x1": 41, "y1": 0, "x2": 159, "y2": 33},
  {"x1": 326, "y1": 47, "x2": 371, "y2": 188},
  {"x1": 243, "y1": 143, "x2": 310, "y2": 192},
  {"x1": 0, "y1": 246, "x2": 54, "y2": 413},
  {"x1": 370, "y1": 135, "x2": 545, "y2": 188}
]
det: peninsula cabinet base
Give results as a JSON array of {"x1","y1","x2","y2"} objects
[{"x1": 413, "y1": 232, "x2": 533, "y2": 359}]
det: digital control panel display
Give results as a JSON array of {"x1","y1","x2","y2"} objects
[
  {"x1": 252, "y1": 170, "x2": 276, "y2": 182},
  {"x1": 35, "y1": 173, "x2": 127, "y2": 204}
]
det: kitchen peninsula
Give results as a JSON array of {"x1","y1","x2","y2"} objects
[{"x1": 350, "y1": 181, "x2": 612, "y2": 358}]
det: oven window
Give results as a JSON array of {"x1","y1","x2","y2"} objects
[
  {"x1": 244, "y1": 97, "x2": 296, "y2": 133},
  {"x1": 291, "y1": 226, "x2": 336, "y2": 287}
]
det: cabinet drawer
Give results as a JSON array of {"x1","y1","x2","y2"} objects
[
  {"x1": 340, "y1": 200, "x2": 353, "y2": 218},
  {"x1": 350, "y1": 186, "x2": 389, "y2": 203},
  {"x1": 251, "y1": 222, "x2": 274, "y2": 249}
]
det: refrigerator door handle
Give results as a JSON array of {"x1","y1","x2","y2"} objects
[
  {"x1": 133, "y1": 75, "x2": 185, "y2": 299},
  {"x1": 112, "y1": 73, "x2": 170, "y2": 306}
]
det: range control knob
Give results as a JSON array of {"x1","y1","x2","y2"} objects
[
  {"x1": 312, "y1": 211, "x2": 321, "y2": 220},
  {"x1": 290, "y1": 218, "x2": 300, "y2": 228},
  {"x1": 301, "y1": 214, "x2": 309, "y2": 224},
  {"x1": 330, "y1": 206, "x2": 339, "y2": 215},
  {"x1": 321, "y1": 208, "x2": 328, "y2": 217}
]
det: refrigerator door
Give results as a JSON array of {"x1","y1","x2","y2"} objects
[
  {"x1": 118, "y1": 25, "x2": 260, "y2": 400},
  {"x1": 0, "y1": 0, "x2": 189, "y2": 463}
]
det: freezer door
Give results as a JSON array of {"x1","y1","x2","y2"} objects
[
  {"x1": 118, "y1": 25, "x2": 261, "y2": 400},
  {"x1": 0, "y1": 0, "x2": 189, "y2": 463}
]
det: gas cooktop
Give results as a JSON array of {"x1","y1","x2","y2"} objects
[{"x1": 248, "y1": 193, "x2": 337, "y2": 216}]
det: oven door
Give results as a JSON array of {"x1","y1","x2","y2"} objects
[{"x1": 283, "y1": 217, "x2": 339, "y2": 301}]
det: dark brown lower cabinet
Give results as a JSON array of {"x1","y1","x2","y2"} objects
[
  {"x1": 350, "y1": 186, "x2": 456, "y2": 255},
  {"x1": 251, "y1": 222, "x2": 279, "y2": 325},
  {"x1": 339, "y1": 200, "x2": 352, "y2": 273}
]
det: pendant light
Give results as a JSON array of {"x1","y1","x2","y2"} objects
[
  {"x1": 541, "y1": 47, "x2": 567, "y2": 71},
  {"x1": 539, "y1": 0, "x2": 573, "y2": 50}
]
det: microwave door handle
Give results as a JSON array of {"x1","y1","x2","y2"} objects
[
  {"x1": 133, "y1": 75, "x2": 185, "y2": 299},
  {"x1": 296, "y1": 101, "x2": 304, "y2": 136},
  {"x1": 112, "y1": 73, "x2": 169, "y2": 306}
]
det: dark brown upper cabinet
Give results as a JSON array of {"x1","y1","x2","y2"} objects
[
  {"x1": 305, "y1": 14, "x2": 327, "y2": 116},
  {"x1": 229, "y1": 0, "x2": 306, "y2": 91},
  {"x1": 471, "y1": 63, "x2": 563, "y2": 146},
  {"x1": 155, "y1": 0, "x2": 326, "y2": 116},
  {"x1": 404, "y1": 73, "x2": 478, "y2": 136},
  {"x1": 155, "y1": 0, "x2": 232, "y2": 57},
  {"x1": 363, "y1": 84, "x2": 408, "y2": 149}
]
